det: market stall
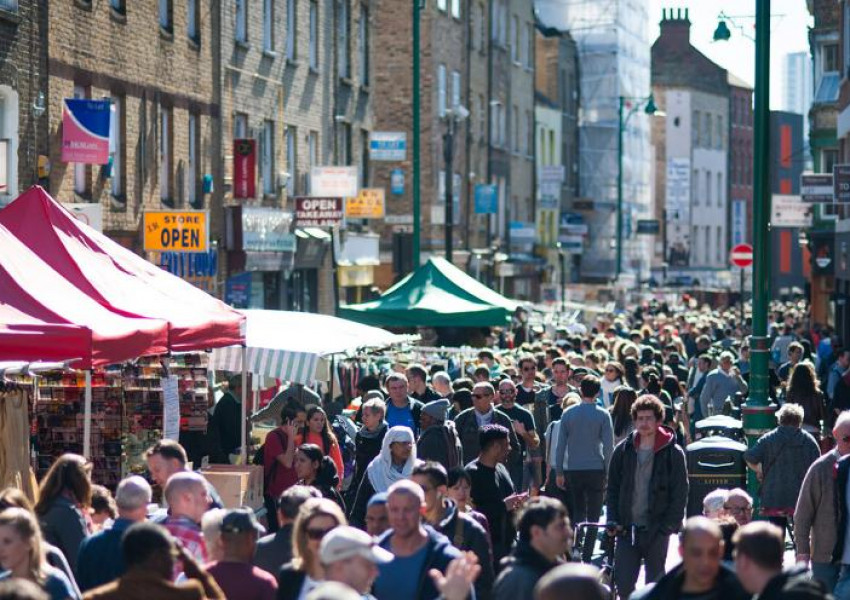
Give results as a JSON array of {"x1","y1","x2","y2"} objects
[{"x1": 339, "y1": 257, "x2": 519, "y2": 327}]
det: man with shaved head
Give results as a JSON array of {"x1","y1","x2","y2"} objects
[{"x1": 631, "y1": 517, "x2": 748, "y2": 599}]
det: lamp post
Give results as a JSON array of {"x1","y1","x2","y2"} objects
[
  {"x1": 412, "y1": 0, "x2": 422, "y2": 269},
  {"x1": 557, "y1": 242, "x2": 566, "y2": 314},
  {"x1": 617, "y1": 94, "x2": 660, "y2": 279},
  {"x1": 443, "y1": 106, "x2": 469, "y2": 262},
  {"x1": 714, "y1": 0, "x2": 773, "y2": 508}
]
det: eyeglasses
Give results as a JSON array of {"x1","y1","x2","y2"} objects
[
  {"x1": 306, "y1": 527, "x2": 335, "y2": 540},
  {"x1": 499, "y1": 389, "x2": 515, "y2": 395}
]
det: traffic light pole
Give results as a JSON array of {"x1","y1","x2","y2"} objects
[{"x1": 743, "y1": 0, "x2": 775, "y2": 508}]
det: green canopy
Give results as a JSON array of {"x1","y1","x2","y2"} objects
[{"x1": 339, "y1": 257, "x2": 518, "y2": 327}]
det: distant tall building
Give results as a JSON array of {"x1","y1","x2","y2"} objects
[{"x1": 783, "y1": 51, "x2": 812, "y2": 153}]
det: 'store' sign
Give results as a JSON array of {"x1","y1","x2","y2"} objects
[{"x1": 295, "y1": 197, "x2": 344, "y2": 227}]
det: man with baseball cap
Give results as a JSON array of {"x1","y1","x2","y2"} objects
[
  {"x1": 206, "y1": 508, "x2": 277, "y2": 600},
  {"x1": 320, "y1": 526, "x2": 393, "y2": 598}
]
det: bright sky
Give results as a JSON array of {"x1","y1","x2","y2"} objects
[{"x1": 647, "y1": 0, "x2": 814, "y2": 110}]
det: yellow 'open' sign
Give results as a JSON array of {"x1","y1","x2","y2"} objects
[{"x1": 143, "y1": 211, "x2": 208, "y2": 252}]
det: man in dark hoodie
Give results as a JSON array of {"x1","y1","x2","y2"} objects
[
  {"x1": 630, "y1": 516, "x2": 748, "y2": 600},
  {"x1": 412, "y1": 462, "x2": 494, "y2": 600},
  {"x1": 417, "y1": 399, "x2": 463, "y2": 470},
  {"x1": 493, "y1": 497, "x2": 571, "y2": 600},
  {"x1": 605, "y1": 394, "x2": 688, "y2": 599},
  {"x1": 372, "y1": 480, "x2": 464, "y2": 600},
  {"x1": 736, "y1": 522, "x2": 832, "y2": 600}
]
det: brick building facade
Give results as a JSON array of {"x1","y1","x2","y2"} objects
[
  {"x1": 0, "y1": 0, "x2": 47, "y2": 206},
  {"x1": 46, "y1": 0, "x2": 219, "y2": 252}
]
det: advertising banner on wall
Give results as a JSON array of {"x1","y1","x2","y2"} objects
[
  {"x1": 61, "y1": 98, "x2": 111, "y2": 164},
  {"x1": 233, "y1": 139, "x2": 257, "y2": 199}
]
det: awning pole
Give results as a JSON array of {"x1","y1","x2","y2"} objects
[
  {"x1": 240, "y1": 346, "x2": 248, "y2": 464},
  {"x1": 83, "y1": 370, "x2": 92, "y2": 460}
]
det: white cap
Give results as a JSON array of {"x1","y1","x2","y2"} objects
[{"x1": 319, "y1": 526, "x2": 394, "y2": 565}]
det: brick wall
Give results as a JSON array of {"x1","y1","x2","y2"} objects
[
  {"x1": 47, "y1": 0, "x2": 217, "y2": 245},
  {"x1": 0, "y1": 1, "x2": 47, "y2": 201}
]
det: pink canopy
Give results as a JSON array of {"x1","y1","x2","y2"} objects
[
  {"x1": 0, "y1": 224, "x2": 169, "y2": 367},
  {"x1": 0, "y1": 303, "x2": 92, "y2": 365},
  {"x1": 0, "y1": 187, "x2": 245, "y2": 352}
]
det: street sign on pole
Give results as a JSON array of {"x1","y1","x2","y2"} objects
[
  {"x1": 834, "y1": 164, "x2": 850, "y2": 203},
  {"x1": 730, "y1": 243, "x2": 754, "y2": 268},
  {"x1": 801, "y1": 172, "x2": 833, "y2": 203}
]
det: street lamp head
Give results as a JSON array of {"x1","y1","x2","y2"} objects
[
  {"x1": 644, "y1": 94, "x2": 658, "y2": 116},
  {"x1": 713, "y1": 20, "x2": 732, "y2": 42}
]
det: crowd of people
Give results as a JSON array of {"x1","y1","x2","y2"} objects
[{"x1": 1, "y1": 301, "x2": 849, "y2": 599}]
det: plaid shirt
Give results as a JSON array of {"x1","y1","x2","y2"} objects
[{"x1": 163, "y1": 515, "x2": 207, "y2": 579}]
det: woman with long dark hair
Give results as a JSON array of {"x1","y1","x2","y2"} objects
[
  {"x1": 622, "y1": 356, "x2": 641, "y2": 390},
  {"x1": 610, "y1": 386, "x2": 638, "y2": 444},
  {"x1": 295, "y1": 405, "x2": 344, "y2": 488},
  {"x1": 34, "y1": 455, "x2": 91, "y2": 573},
  {"x1": 294, "y1": 444, "x2": 346, "y2": 511},
  {"x1": 785, "y1": 362, "x2": 826, "y2": 440}
]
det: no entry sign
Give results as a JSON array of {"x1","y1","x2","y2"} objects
[{"x1": 730, "y1": 243, "x2": 753, "y2": 268}]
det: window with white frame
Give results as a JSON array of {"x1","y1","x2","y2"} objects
[
  {"x1": 526, "y1": 23, "x2": 533, "y2": 68},
  {"x1": 520, "y1": 22, "x2": 529, "y2": 67},
  {"x1": 717, "y1": 172, "x2": 723, "y2": 208},
  {"x1": 437, "y1": 0, "x2": 446, "y2": 12},
  {"x1": 338, "y1": 0, "x2": 350, "y2": 78},
  {"x1": 451, "y1": 0, "x2": 460, "y2": 18},
  {"x1": 716, "y1": 115, "x2": 723, "y2": 149},
  {"x1": 451, "y1": 70, "x2": 461, "y2": 110},
  {"x1": 262, "y1": 120, "x2": 275, "y2": 195},
  {"x1": 437, "y1": 64, "x2": 446, "y2": 117},
  {"x1": 235, "y1": 0, "x2": 247, "y2": 43},
  {"x1": 160, "y1": 105, "x2": 171, "y2": 201},
  {"x1": 478, "y1": 94, "x2": 485, "y2": 140},
  {"x1": 692, "y1": 110, "x2": 700, "y2": 146},
  {"x1": 188, "y1": 112, "x2": 199, "y2": 205},
  {"x1": 705, "y1": 170, "x2": 711, "y2": 207},
  {"x1": 526, "y1": 110, "x2": 533, "y2": 155},
  {"x1": 339, "y1": 123, "x2": 351, "y2": 165},
  {"x1": 187, "y1": 0, "x2": 199, "y2": 42},
  {"x1": 234, "y1": 112, "x2": 248, "y2": 139},
  {"x1": 110, "y1": 96, "x2": 124, "y2": 198},
  {"x1": 510, "y1": 15, "x2": 519, "y2": 63},
  {"x1": 74, "y1": 85, "x2": 87, "y2": 195},
  {"x1": 309, "y1": 1, "x2": 319, "y2": 69},
  {"x1": 360, "y1": 5, "x2": 369, "y2": 85},
  {"x1": 692, "y1": 168, "x2": 699, "y2": 206},
  {"x1": 286, "y1": 0, "x2": 296, "y2": 59},
  {"x1": 512, "y1": 105, "x2": 518, "y2": 151},
  {"x1": 159, "y1": 0, "x2": 172, "y2": 32},
  {"x1": 705, "y1": 113, "x2": 712, "y2": 148},
  {"x1": 284, "y1": 125, "x2": 296, "y2": 195},
  {"x1": 263, "y1": 0, "x2": 274, "y2": 52}
]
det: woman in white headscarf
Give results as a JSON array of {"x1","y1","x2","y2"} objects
[{"x1": 349, "y1": 426, "x2": 419, "y2": 527}]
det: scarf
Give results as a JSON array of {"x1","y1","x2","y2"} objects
[
  {"x1": 366, "y1": 425, "x2": 418, "y2": 492},
  {"x1": 600, "y1": 378, "x2": 620, "y2": 408}
]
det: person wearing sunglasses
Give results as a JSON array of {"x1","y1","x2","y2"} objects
[
  {"x1": 277, "y1": 498, "x2": 347, "y2": 600},
  {"x1": 453, "y1": 383, "x2": 519, "y2": 472},
  {"x1": 796, "y1": 410, "x2": 850, "y2": 591}
]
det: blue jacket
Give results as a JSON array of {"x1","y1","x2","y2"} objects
[
  {"x1": 374, "y1": 525, "x2": 463, "y2": 600},
  {"x1": 75, "y1": 517, "x2": 135, "y2": 591}
]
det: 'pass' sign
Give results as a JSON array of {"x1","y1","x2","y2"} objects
[{"x1": 295, "y1": 197, "x2": 344, "y2": 227}]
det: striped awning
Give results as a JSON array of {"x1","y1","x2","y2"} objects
[
  {"x1": 210, "y1": 310, "x2": 413, "y2": 384},
  {"x1": 210, "y1": 346, "x2": 319, "y2": 385}
]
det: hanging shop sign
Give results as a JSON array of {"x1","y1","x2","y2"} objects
[
  {"x1": 369, "y1": 132, "x2": 407, "y2": 161},
  {"x1": 834, "y1": 165, "x2": 850, "y2": 203},
  {"x1": 295, "y1": 197, "x2": 344, "y2": 227},
  {"x1": 771, "y1": 195, "x2": 812, "y2": 228},
  {"x1": 391, "y1": 169, "x2": 405, "y2": 195},
  {"x1": 242, "y1": 207, "x2": 295, "y2": 252},
  {"x1": 474, "y1": 184, "x2": 498, "y2": 215},
  {"x1": 310, "y1": 166, "x2": 359, "y2": 198},
  {"x1": 143, "y1": 210, "x2": 209, "y2": 252},
  {"x1": 801, "y1": 172, "x2": 833, "y2": 203},
  {"x1": 233, "y1": 139, "x2": 257, "y2": 199},
  {"x1": 346, "y1": 188, "x2": 385, "y2": 219},
  {"x1": 61, "y1": 98, "x2": 111, "y2": 164}
]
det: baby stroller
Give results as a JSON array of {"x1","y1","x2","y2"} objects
[{"x1": 572, "y1": 521, "x2": 617, "y2": 599}]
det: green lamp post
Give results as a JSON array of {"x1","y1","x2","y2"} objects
[
  {"x1": 714, "y1": 0, "x2": 775, "y2": 508},
  {"x1": 616, "y1": 94, "x2": 660, "y2": 279}
]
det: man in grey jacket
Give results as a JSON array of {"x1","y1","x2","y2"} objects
[
  {"x1": 553, "y1": 375, "x2": 614, "y2": 562},
  {"x1": 794, "y1": 410, "x2": 850, "y2": 590},
  {"x1": 699, "y1": 352, "x2": 748, "y2": 417}
]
